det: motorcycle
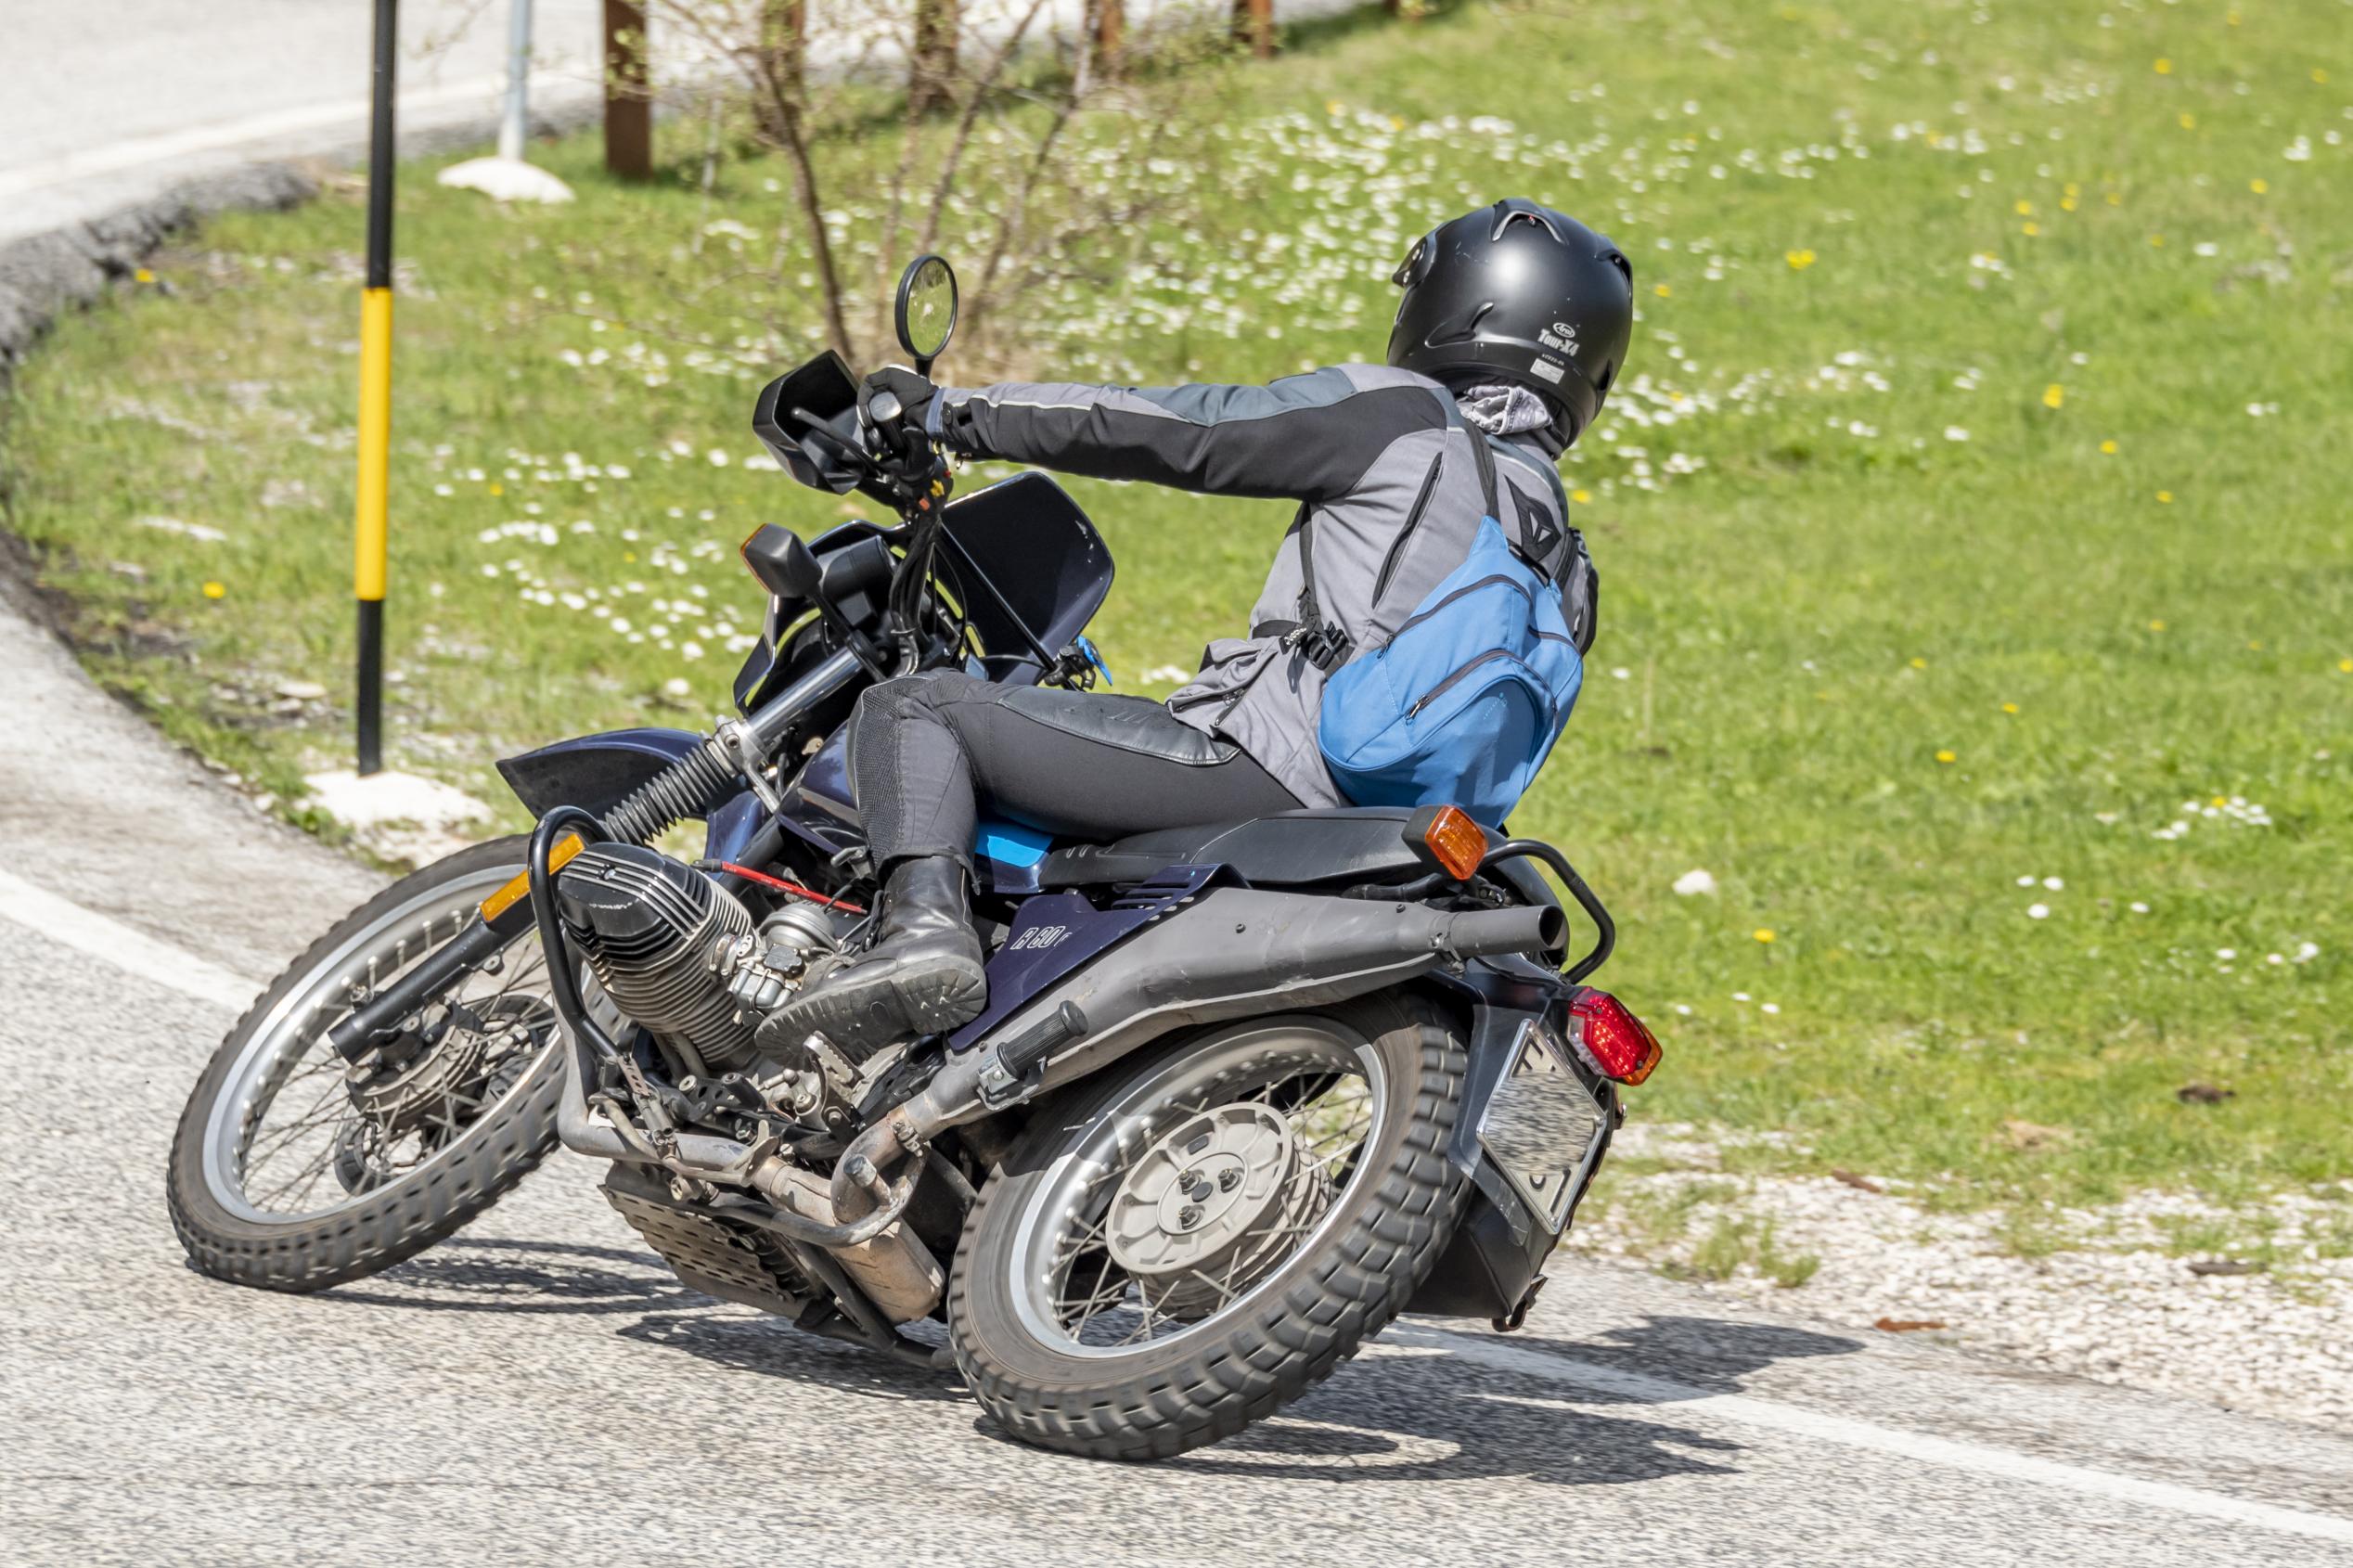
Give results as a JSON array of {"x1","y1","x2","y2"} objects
[{"x1": 166, "y1": 256, "x2": 1663, "y2": 1460}]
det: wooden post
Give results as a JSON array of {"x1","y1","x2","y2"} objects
[
  {"x1": 1091, "y1": 0, "x2": 1124, "y2": 80},
  {"x1": 603, "y1": 0, "x2": 651, "y2": 178},
  {"x1": 911, "y1": 0, "x2": 958, "y2": 114},
  {"x1": 753, "y1": 0, "x2": 805, "y2": 142},
  {"x1": 1233, "y1": 0, "x2": 1272, "y2": 58}
]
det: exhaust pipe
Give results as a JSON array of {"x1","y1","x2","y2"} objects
[{"x1": 847, "y1": 889, "x2": 1564, "y2": 1180}]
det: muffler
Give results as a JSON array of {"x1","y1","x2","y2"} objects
[
  {"x1": 855, "y1": 888, "x2": 1562, "y2": 1172},
  {"x1": 749, "y1": 1159, "x2": 944, "y2": 1322}
]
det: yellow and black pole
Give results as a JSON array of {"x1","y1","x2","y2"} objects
[{"x1": 353, "y1": 0, "x2": 399, "y2": 776}]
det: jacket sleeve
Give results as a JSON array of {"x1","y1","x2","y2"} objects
[{"x1": 931, "y1": 366, "x2": 1448, "y2": 505}]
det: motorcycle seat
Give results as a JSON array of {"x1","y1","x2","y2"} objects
[{"x1": 1036, "y1": 807, "x2": 1431, "y2": 890}]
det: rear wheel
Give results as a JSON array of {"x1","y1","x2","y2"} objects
[
  {"x1": 166, "y1": 838, "x2": 567, "y2": 1292},
  {"x1": 945, "y1": 994, "x2": 1468, "y2": 1460}
]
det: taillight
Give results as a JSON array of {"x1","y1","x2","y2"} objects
[{"x1": 1570, "y1": 986, "x2": 1663, "y2": 1085}]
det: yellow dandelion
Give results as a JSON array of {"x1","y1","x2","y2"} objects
[
  {"x1": 2106, "y1": 191, "x2": 2124, "y2": 206},
  {"x1": 2064, "y1": 182, "x2": 2081, "y2": 198},
  {"x1": 2227, "y1": 9, "x2": 2241, "y2": 23},
  {"x1": 2315, "y1": 69, "x2": 2330, "y2": 84},
  {"x1": 2001, "y1": 702, "x2": 2020, "y2": 714},
  {"x1": 2149, "y1": 619, "x2": 2167, "y2": 632},
  {"x1": 1785, "y1": 248, "x2": 1818, "y2": 270},
  {"x1": 2149, "y1": 234, "x2": 2167, "y2": 247},
  {"x1": 2042, "y1": 383, "x2": 2064, "y2": 409},
  {"x1": 2100, "y1": 439, "x2": 2119, "y2": 455},
  {"x1": 2022, "y1": 222, "x2": 2040, "y2": 236},
  {"x1": 2060, "y1": 197, "x2": 2078, "y2": 212},
  {"x1": 1654, "y1": 283, "x2": 1673, "y2": 298},
  {"x1": 2154, "y1": 58, "x2": 2172, "y2": 75},
  {"x1": 2247, "y1": 640, "x2": 2263, "y2": 650},
  {"x1": 488, "y1": 482, "x2": 504, "y2": 496},
  {"x1": 1753, "y1": 929, "x2": 1777, "y2": 944},
  {"x1": 2156, "y1": 490, "x2": 2174, "y2": 503},
  {"x1": 200, "y1": 581, "x2": 226, "y2": 600},
  {"x1": 1571, "y1": 488, "x2": 1592, "y2": 504},
  {"x1": 134, "y1": 267, "x2": 155, "y2": 284},
  {"x1": 2339, "y1": 658, "x2": 2352, "y2": 674},
  {"x1": 2014, "y1": 199, "x2": 2034, "y2": 216},
  {"x1": 1389, "y1": 116, "x2": 1405, "y2": 132},
  {"x1": 2179, "y1": 112, "x2": 2197, "y2": 130},
  {"x1": 1935, "y1": 750, "x2": 1958, "y2": 765},
  {"x1": 1325, "y1": 99, "x2": 1344, "y2": 115},
  {"x1": 1909, "y1": 657, "x2": 1927, "y2": 669},
  {"x1": 2251, "y1": 178, "x2": 2269, "y2": 194}
]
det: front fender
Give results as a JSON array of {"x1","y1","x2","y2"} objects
[
  {"x1": 495, "y1": 727, "x2": 710, "y2": 819},
  {"x1": 495, "y1": 728, "x2": 759, "y2": 863}
]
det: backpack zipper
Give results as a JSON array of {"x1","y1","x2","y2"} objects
[
  {"x1": 1409, "y1": 648, "x2": 1536, "y2": 717},
  {"x1": 1372, "y1": 453, "x2": 1446, "y2": 605},
  {"x1": 1389, "y1": 572, "x2": 1531, "y2": 639}
]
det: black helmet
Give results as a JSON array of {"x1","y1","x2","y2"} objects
[{"x1": 1386, "y1": 199, "x2": 1634, "y2": 451}]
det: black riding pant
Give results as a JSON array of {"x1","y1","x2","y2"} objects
[{"x1": 845, "y1": 671, "x2": 1303, "y2": 873}]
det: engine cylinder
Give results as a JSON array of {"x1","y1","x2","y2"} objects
[{"x1": 556, "y1": 844, "x2": 758, "y2": 1072}]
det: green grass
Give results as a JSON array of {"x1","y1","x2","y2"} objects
[{"x1": 4, "y1": 0, "x2": 2348, "y2": 1223}]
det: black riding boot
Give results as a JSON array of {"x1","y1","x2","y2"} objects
[{"x1": 756, "y1": 857, "x2": 987, "y2": 1057}]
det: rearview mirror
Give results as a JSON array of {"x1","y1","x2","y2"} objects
[
  {"x1": 894, "y1": 254, "x2": 958, "y2": 373},
  {"x1": 739, "y1": 523, "x2": 828, "y2": 603}
]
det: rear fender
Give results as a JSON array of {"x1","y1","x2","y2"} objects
[{"x1": 1406, "y1": 964, "x2": 1616, "y2": 1321}]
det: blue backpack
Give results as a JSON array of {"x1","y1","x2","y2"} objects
[{"x1": 1314, "y1": 431, "x2": 1588, "y2": 827}]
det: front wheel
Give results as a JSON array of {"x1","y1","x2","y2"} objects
[
  {"x1": 945, "y1": 994, "x2": 1469, "y2": 1460},
  {"x1": 166, "y1": 837, "x2": 568, "y2": 1292}
]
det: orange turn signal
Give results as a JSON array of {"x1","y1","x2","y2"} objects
[
  {"x1": 480, "y1": 833, "x2": 585, "y2": 923},
  {"x1": 1408, "y1": 803, "x2": 1488, "y2": 881}
]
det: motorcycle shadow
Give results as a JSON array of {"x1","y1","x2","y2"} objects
[
  {"x1": 328, "y1": 1238, "x2": 701, "y2": 1318},
  {"x1": 1166, "y1": 1316, "x2": 1861, "y2": 1487},
  {"x1": 616, "y1": 1311, "x2": 966, "y2": 1407},
  {"x1": 331, "y1": 1237, "x2": 964, "y2": 1404}
]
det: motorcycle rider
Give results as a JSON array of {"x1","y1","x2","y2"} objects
[{"x1": 761, "y1": 199, "x2": 1635, "y2": 1054}]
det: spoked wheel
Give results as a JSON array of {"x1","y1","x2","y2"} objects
[
  {"x1": 166, "y1": 837, "x2": 568, "y2": 1292},
  {"x1": 946, "y1": 995, "x2": 1468, "y2": 1460}
]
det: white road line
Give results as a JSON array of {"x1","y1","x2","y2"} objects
[
  {"x1": 0, "y1": 868, "x2": 261, "y2": 1011},
  {"x1": 0, "y1": 69, "x2": 583, "y2": 199},
  {"x1": 1402, "y1": 1326, "x2": 2353, "y2": 1546}
]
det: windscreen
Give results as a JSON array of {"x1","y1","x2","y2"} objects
[{"x1": 934, "y1": 473, "x2": 1114, "y2": 663}]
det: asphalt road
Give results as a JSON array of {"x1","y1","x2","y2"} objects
[
  {"x1": 0, "y1": 0, "x2": 606, "y2": 246},
  {"x1": 6, "y1": 6, "x2": 2353, "y2": 1563}
]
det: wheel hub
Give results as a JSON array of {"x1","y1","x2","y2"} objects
[
  {"x1": 342, "y1": 994, "x2": 546, "y2": 1137},
  {"x1": 1105, "y1": 1102, "x2": 1330, "y2": 1320}
]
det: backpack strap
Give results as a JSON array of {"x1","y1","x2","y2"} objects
[
  {"x1": 1290, "y1": 417, "x2": 1501, "y2": 674},
  {"x1": 1463, "y1": 419, "x2": 1500, "y2": 521},
  {"x1": 1287, "y1": 501, "x2": 1351, "y2": 671}
]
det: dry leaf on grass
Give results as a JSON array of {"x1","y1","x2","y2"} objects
[{"x1": 1998, "y1": 1118, "x2": 2076, "y2": 1152}]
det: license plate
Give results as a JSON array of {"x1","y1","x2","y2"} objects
[{"x1": 1477, "y1": 1018, "x2": 1610, "y2": 1231}]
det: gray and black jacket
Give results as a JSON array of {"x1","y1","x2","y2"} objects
[{"x1": 932, "y1": 364, "x2": 1585, "y2": 809}]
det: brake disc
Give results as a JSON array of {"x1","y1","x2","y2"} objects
[{"x1": 1105, "y1": 1101, "x2": 1331, "y2": 1321}]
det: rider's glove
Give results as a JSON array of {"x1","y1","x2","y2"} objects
[{"x1": 857, "y1": 366, "x2": 939, "y2": 435}]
